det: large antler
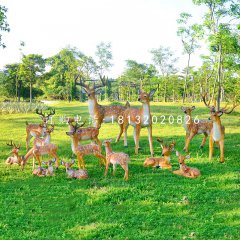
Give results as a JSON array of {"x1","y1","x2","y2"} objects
[
  {"x1": 46, "y1": 109, "x2": 55, "y2": 118},
  {"x1": 93, "y1": 74, "x2": 107, "y2": 90},
  {"x1": 202, "y1": 93, "x2": 215, "y2": 112},
  {"x1": 6, "y1": 140, "x2": 20, "y2": 149},
  {"x1": 36, "y1": 109, "x2": 45, "y2": 117},
  {"x1": 220, "y1": 101, "x2": 239, "y2": 114},
  {"x1": 76, "y1": 75, "x2": 90, "y2": 90}
]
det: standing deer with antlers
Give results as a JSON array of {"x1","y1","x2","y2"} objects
[
  {"x1": 67, "y1": 119, "x2": 101, "y2": 149},
  {"x1": 181, "y1": 106, "x2": 213, "y2": 152},
  {"x1": 122, "y1": 89, "x2": 156, "y2": 156},
  {"x1": 202, "y1": 94, "x2": 239, "y2": 163},
  {"x1": 33, "y1": 124, "x2": 54, "y2": 147},
  {"x1": 26, "y1": 109, "x2": 55, "y2": 150},
  {"x1": 66, "y1": 124, "x2": 106, "y2": 169},
  {"x1": 76, "y1": 75, "x2": 130, "y2": 142},
  {"x1": 5, "y1": 141, "x2": 22, "y2": 165}
]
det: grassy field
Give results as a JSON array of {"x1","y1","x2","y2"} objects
[{"x1": 0, "y1": 101, "x2": 239, "y2": 240}]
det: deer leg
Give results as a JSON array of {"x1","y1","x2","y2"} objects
[
  {"x1": 135, "y1": 125, "x2": 141, "y2": 154},
  {"x1": 104, "y1": 160, "x2": 110, "y2": 176},
  {"x1": 50, "y1": 152, "x2": 59, "y2": 169},
  {"x1": 26, "y1": 133, "x2": 32, "y2": 151},
  {"x1": 116, "y1": 123, "x2": 124, "y2": 143},
  {"x1": 209, "y1": 136, "x2": 214, "y2": 160},
  {"x1": 123, "y1": 124, "x2": 129, "y2": 147},
  {"x1": 219, "y1": 140, "x2": 224, "y2": 163},
  {"x1": 121, "y1": 164, "x2": 129, "y2": 181},
  {"x1": 112, "y1": 164, "x2": 117, "y2": 176},
  {"x1": 200, "y1": 133, "x2": 208, "y2": 149},
  {"x1": 34, "y1": 154, "x2": 41, "y2": 167},
  {"x1": 94, "y1": 137, "x2": 102, "y2": 152},
  {"x1": 147, "y1": 125, "x2": 154, "y2": 157},
  {"x1": 32, "y1": 157, "x2": 36, "y2": 170},
  {"x1": 94, "y1": 153, "x2": 106, "y2": 166},
  {"x1": 184, "y1": 132, "x2": 195, "y2": 152},
  {"x1": 133, "y1": 127, "x2": 136, "y2": 145}
]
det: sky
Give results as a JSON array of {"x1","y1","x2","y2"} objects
[{"x1": 0, "y1": 0, "x2": 208, "y2": 77}]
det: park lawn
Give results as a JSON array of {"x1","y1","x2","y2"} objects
[{"x1": 0, "y1": 101, "x2": 239, "y2": 240}]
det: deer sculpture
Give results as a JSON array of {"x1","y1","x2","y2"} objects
[
  {"x1": 144, "y1": 139, "x2": 176, "y2": 169},
  {"x1": 202, "y1": 94, "x2": 239, "y2": 163},
  {"x1": 102, "y1": 139, "x2": 129, "y2": 181},
  {"x1": 61, "y1": 160, "x2": 88, "y2": 179},
  {"x1": 66, "y1": 124, "x2": 106, "y2": 169},
  {"x1": 33, "y1": 124, "x2": 54, "y2": 147},
  {"x1": 76, "y1": 75, "x2": 130, "y2": 142},
  {"x1": 121, "y1": 89, "x2": 156, "y2": 156},
  {"x1": 26, "y1": 109, "x2": 55, "y2": 150},
  {"x1": 21, "y1": 142, "x2": 59, "y2": 170},
  {"x1": 173, "y1": 151, "x2": 201, "y2": 178},
  {"x1": 5, "y1": 141, "x2": 22, "y2": 165},
  {"x1": 67, "y1": 118, "x2": 101, "y2": 149},
  {"x1": 181, "y1": 106, "x2": 212, "y2": 152},
  {"x1": 32, "y1": 159, "x2": 55, "y2": 177}
]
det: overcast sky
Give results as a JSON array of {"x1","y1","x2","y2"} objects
[{"x1": 0, "y1": 0, "x2": 207, "y2": 77}]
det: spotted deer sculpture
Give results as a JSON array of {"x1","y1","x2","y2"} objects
[
  {"x1": 122, "y1": 89, "x2": 156, "y2": 156},
  {"x1": 33, "y1": 124, "x2": 54, "y2": 147},
  {"x1": 76, "y1": 75, "x2": 130, "y2": 142},
  {"x1": 67, "y1": 119, "x2": 101, "y2": 149},
  {"x1": 5, "y1": 141, "x2": 22, "y2": 165},
  {"x1": 66, "y1": 125, "x2": 106, "y2": 169},
  {"x1": 102, "y1": 139, "x2": 129, "y2": 180},
  {"x1": 181, "y1": 106, "x2": 212, "y2": 152},
  {"x1": 202, "y1": 94, "x2": 239, "y2": 163},
  {"x1": 61, "y1": 160, "x2": 88, "y2": 179},
  {"x1": 173, "y1": 151, "x2": 201, "y2": 178},
  {"x1": 144, "y1": 139, "x2": 176, "y2": 169},
  {"x1": 26, "y1": 109, "x2": 55, "y2": 150},
  {"x1": 32, "y1": 159, "x2": 55, "y2": 177}
]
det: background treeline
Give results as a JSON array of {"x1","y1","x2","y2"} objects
[{"x1": 0, "y1": 0, "x2": 240, "y2": 104}]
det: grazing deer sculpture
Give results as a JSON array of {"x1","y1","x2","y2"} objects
[
  {"x1": 122, "y1": 89, "x2": 156, "y2": 156},
  {"x1": 173, "y1": 151, "x2": 201, "y2": 178},
  {"x1": 21, "y1": 142, "x2": 59, "y2": 170},
  {"x1": 67, "y1": 119, "x2": 101, "y2": 149},
  {"x1": 76, "y1": 75, "x2": 130, "y2": 142},
  {"x1": 5, "y1": 141, "x2": 22, "y2": 165},
  {"x1": 144, "y1": 138, "x2": 176, "y2": 169},
  {"x1": 102, "y1": 139, "x2": 129, "y2": 181},
  {"x1": 66, "y1": 125, "x2": 105, "y2": 169},
  {"x1": 61, "y1": 160, "x2": 88, "y2": 179},
  {"x1": 32, "y1": 159, "x2": 55, "y2": 177},
  {"x1": 181, "y1": 106, "x2": 212, "y2": 152},
  {"x1": 202, "y1": 94, "x2": 239, "y2": 163},
  {"x1": 26, "y1": 109, "x2": 55, "y2": 150}
]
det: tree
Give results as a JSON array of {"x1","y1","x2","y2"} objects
[
  {"x1": 193, "y1": 0, "x2": 240, "y2": 109},
  {"x1": 19, "y1": 54, "x2": 45, "y2": 102},
  {"x1": 177, "y1": 12, "x2": 204, "y2": 103},
  {"x1": 150, "y1": 46, "x2": 178, "y2": 102},
  {"x1": 0, "y1": 5, "x2": 10, "y2": 48}
]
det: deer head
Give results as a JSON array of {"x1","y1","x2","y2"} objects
[
  {"x1": 102, "y1": 139, "x2": 113, "y2": 147},
  {"x1": 76, "y1": 74, "x2": 107, "y2": 100},
  {"x1": 137, "y1": 89, "x2": 156, "y2": 103},
  {"x1": 176, "y1": 151, "x2": 191, "y2": 165},
  {"x1": 157, "y1": 138, "x2": 176, "y2": 157},
  {"x1": 36, "y1": 109, "x2": 55, "y2": 123},
  {"x1": 6, "y1": 140, "x2": 20, "y2": 154},
  {"x1": 181, "y1": 106, "x2": 195, "y2": 115},
  {"x1": 66, "y1": 121, "x2": 86, "y2": 136},
  {"x1": 61, "y1": 160, "x2": 75, "y2": 170}
]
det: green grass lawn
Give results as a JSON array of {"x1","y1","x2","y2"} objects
[{"x1": 0, "y1": 101, "x2": 239, "y2": 240}]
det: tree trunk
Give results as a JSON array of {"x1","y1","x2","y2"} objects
[
  {"x1": 30, "y1": 81, "x2": 32, "y2": 103},
  {"x1": 18, "y1": 80, "x2": 22, "y2": 102},
  {"x1": 164, "y1": 78, "x2": 167, "y2": 102},
  {"x1": 183, "y1": 54, "x2": 191, "y2": 103},
  {"x1": 217, "y1": 46, "x2": 222, "y2": 111}
]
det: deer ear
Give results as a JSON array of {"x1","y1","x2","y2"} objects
[
  {"x1": 52, "y1": 159, "x2": 56, "y2": 163},
  {"x1": 71, "y1": 159, "x2": 75, "y2": 164},
  {"x1": 176, "y1": 151, "x2": 180, "y2": 157},
  {"x1": 192, "y1": 106, "x2": 196, "y2": 110},
  {"x1": 42, "y1": 161, "x2": 46, "y2": 165},
  {"x1": 181, "y1": 106, "x2": 185, "y2": 111},
  {"x1": 81, "y1": 88, "x2": 88, "y2": 94},
  {"x1": 185, "y1": 154, "x2": 191, "y2": 159},
  {"x1": 60, "y1": 161, "x2": 65, "y2": 165},
  {"x1": 137, "y1": 89, "x2": 141, "y2": 95},
  {"x1": 149, "y1": 89, "x2": 156, "y2": 98},
  {"x1": 217, "y1": 111, "x2": 223, "y2": 117}
]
